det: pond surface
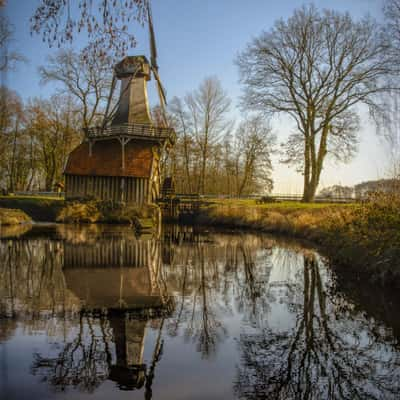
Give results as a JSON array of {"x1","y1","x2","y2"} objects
[{"x1": 0, "y1": 224, "x2": 399, "y2": 400}]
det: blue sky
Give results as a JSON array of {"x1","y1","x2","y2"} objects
[{"x1": 4, "y1": 0, "x2": 388, "y2": 193}]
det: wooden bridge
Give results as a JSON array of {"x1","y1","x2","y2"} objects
[{"x1": 157, "y1": 193, "x2": 203, "y2": 220}]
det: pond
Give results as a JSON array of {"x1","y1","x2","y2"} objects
[{"x1": 0, "y1": 224, "x2": 399, "y2": 400}]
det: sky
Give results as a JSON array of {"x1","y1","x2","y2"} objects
[{"x1": 3, "y1": 0, "x2": 390, "y2": 194}]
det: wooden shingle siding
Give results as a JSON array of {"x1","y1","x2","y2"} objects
[
  {"x1": 65, "y1": 140, "x2": 153, "y2": 178},
  {"x1": 65, "y1": 175, "x2": 150, "y2": 204}
]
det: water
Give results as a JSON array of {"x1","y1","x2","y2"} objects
[{"x1": 0, "y1": 224, "x2": 399, "y2": 400}]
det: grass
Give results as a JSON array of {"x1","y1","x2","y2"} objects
[
  {"x1": 0, "y1": 208, "x2": 31, "y2": 225},
  {"x1": 204, "y1": 197, "x2": 355, "y2": 211},
  {"x1": 198, "y1": 200, "x2": 352, "y2": 235}
]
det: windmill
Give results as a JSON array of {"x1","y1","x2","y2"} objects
[
  {"x1": 64, "y1": 0, "x2": 176, "y2": 204},
  {"x1": 102, "y1": 0, "x2": 169, "y2": 128}
]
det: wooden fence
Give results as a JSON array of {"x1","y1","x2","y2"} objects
[{"x1": 9, "y1": 191, "x2": 357, "y2": 203}]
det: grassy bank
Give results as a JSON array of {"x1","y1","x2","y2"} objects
[
  {"x1": 57, "y1": 199, "x2": 159, "y2": 231},
  {"x1": 0, "y1": 196, "x2": 64, "y2": 221},
  {"x1": 197, "y1": 196, "x2": 400, "y2": 287},
  {"x1": 0, "y1": 196, "x2": 159, "y2": 232},
  {"x1": 0, "y1": 207, "x2": 31, "y2": 225}
]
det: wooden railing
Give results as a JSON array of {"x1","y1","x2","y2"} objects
[
  {"x1": 166, "y1": 193, "x2": 357, "y2": 203},
  {"x1": 84, "y1": 123, "x2": 175, "y2": 141}
]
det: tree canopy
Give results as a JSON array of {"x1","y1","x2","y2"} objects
[
  {"x1": 31, "y1": 0, "x2": 147, "y2": 61},
  {"x1": 237, "y1": 5, "x2": 392, "y2": 201}
]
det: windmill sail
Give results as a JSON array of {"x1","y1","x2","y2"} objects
[
  {"x1": 148, "y1": 0, "x2": 158, "y2": 72},
  {"x1": 102, "y1": 73, "x2": 117, "y2": 128},
  {"x1": 147, "y1": 0, "x2": 168, "y2": 127}
]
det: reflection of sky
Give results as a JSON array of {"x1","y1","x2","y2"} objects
[{"x1": 263, "y1": 249, "x2": 303, "y2": 332}]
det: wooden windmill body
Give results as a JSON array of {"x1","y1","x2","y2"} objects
[{"x1": 64, "y1": 6, "x2": 174, "y2": 204}]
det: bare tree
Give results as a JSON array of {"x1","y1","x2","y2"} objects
[
  {"x1": 383, "y1": 0, "x2": 400, "y2": 70},
  {"x1": 39, "y1": 49, "x2": 112, "y2": 128},
  {"x1": 233, "y1": 115, "x2": 275, "y2": 196},
  {"x1": 0, "y1": 7, "x2": 25, "y2": 74},
  {"x1": 185, "y1": 77, "x2": 231, "y2": 194},
  {"x1": 169, "y1": 97, "x2": 194, "y2": 193},
  {"x1": 237, "y1": 5, "x2": 391, "y2": 201},
  {"x1": 30, "y1": 0, "x2": 147, "y2": 61},
  {"x1": 375, "y1": 0, "x2": 400, "y2": 178},
  {"x1": 168, "y1": 80, "x2": 275, "y2": 196}
]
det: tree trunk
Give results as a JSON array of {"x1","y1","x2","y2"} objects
[
  {"x1": 183, "y1": 135, "x2": 192, "y2": 193},
  {"x1": 302, "y1": 131, "x2": 326, "y2": 202},
  {"x1": 302, "y1": 136, "x2": 312, "y2": 202},
  {"x1": 200, "y1": 149, "x2": 207, "y2": 195},
  {"x1": 9, "y1": 120, "x2": 19, "y2": 192}
]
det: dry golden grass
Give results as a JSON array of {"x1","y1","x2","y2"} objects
[
  {"x1": 0, "y1": 208, "x2": 32, "y2": 225},
  {"x1": 56, "y1": 201, "x2": 101, "y2": 223},
  {"x1": 56, "y1": 200, "x2": 160, "y2": 230}
]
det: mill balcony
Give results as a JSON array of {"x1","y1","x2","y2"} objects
[{"x1": 84, "y1": 123, "x2": 176, "y2": 145}]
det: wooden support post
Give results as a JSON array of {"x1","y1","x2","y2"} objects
[
  {"x1": 119, "y1": 137, "x2": 132, "y2": 171},
  {"x1": 121, "y1": 139, "x2": 125, "y2": 170}
]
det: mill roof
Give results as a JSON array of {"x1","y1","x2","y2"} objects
[{"x1": 64, "y1": 139, "x2": 154, "y2": 178}]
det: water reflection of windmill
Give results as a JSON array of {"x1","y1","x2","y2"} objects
[
  {"x1": 63, "y1": 237, "x2": 170, "y2": 310},
  {"x1": 62, "y1": 232, "x2": 172, "y2": 392}
]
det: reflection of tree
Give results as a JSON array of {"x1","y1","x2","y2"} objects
[
  {"x1": 235, "y1": 255, "x2": 400, "y2": 400},
  {"x1": 0, "y1": 239, "x2": 78, "y2": 319},
  {"x1": 31, "y1": 312, "x2": 166, "y2": 396},
  {"x1": 165, "y1": 233, "x2": 274, "y2": 358},
  {"x1": 233, "y1": 243, "x2": 271, "y2": 323},
  {"x1": 165, "y1": 237, "x2": 228, "y2": 358},
  {"x1": 184, "y1": 244, "x2": 226, "y2": 358},
  {"x1": 32, "y1": 313, "x2": 112, "y2": 392}
]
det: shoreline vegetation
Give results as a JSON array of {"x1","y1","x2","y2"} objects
[
  {"x1": 196, "y1": 195, "x2": 400, "y2": 288},
  {"x1": 0, "y1": 196, "x2": 157, "y2": 233},
  {"x1": 1, "y1": 194, "x2": 399, "y2": 288},
  {"x1": 0, "y1": 207, "x2": 31, "y2": 226}
]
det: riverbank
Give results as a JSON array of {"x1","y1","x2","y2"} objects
[
  {"x1": 0, "y1": 207, "x2": 31, "y2": 225},
  {"x1": 196, "y1": 196, "x2": 400, "y2": 288},
  {"x1": 0, "y1": 196, "x2": 63, "y2": 221},
  {"x1": 2, "y1": 195, "x2": 399, "y2": 287},
  {"x1": 0, "y1": 196, "x2": 158, "y2": 232}
]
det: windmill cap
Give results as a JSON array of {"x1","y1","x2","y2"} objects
[{"x1": 114, "y1": 56, "x2": 151, "y2": 80}]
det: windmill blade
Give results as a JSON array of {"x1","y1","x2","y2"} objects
[
  {"x1": 102, "y1": 73, "x2": 117, "y2": 129},
  {"x1": 147, "y1": 0, "x2": 158, "y2": 71},
  {"x1": 152, "y1": 66, "x2": 167, "y2": 106},
  {"x1": 147, "y1": 0, "x2": 169, "y2": 127},
  {"x1": 152, "y1": 66, "x2": 169, "y2": 126}
]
